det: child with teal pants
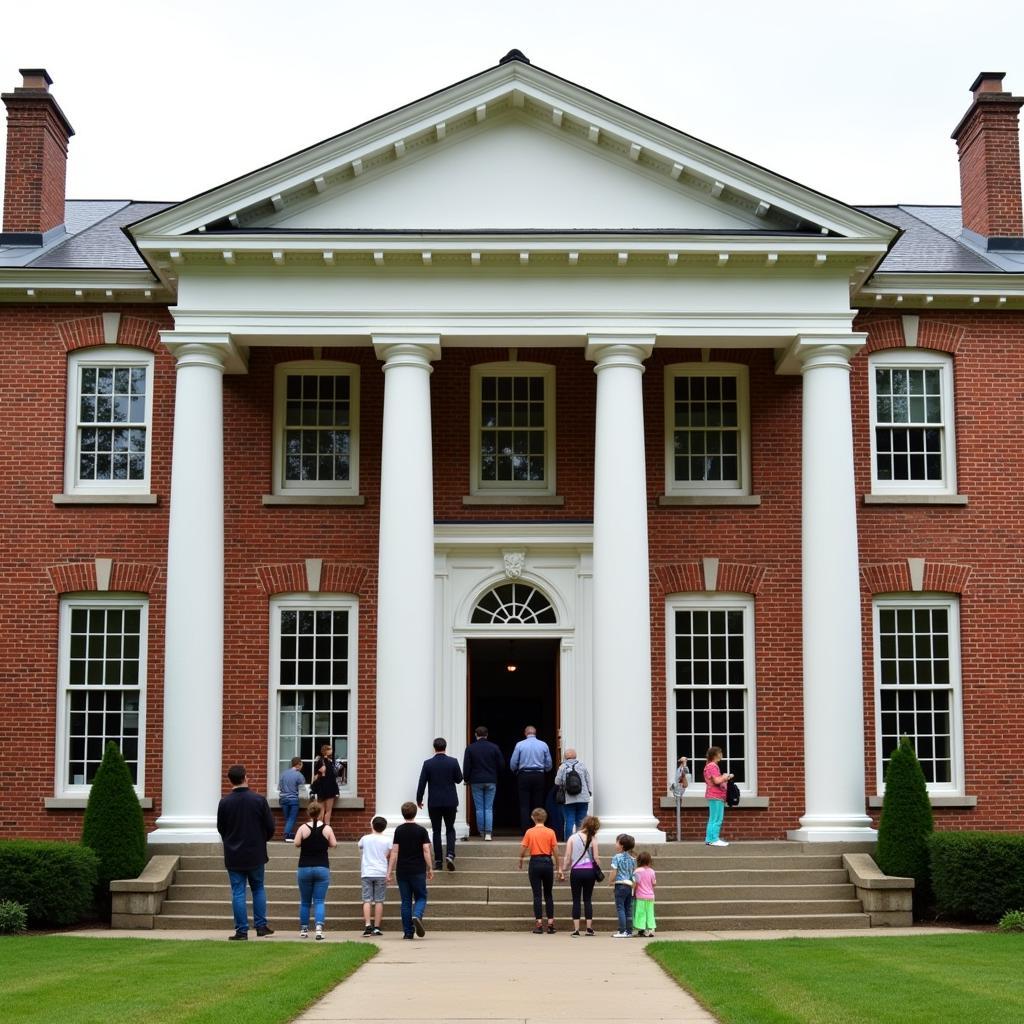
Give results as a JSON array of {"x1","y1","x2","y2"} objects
[
  {"x1": 703, "y1": 746, "x2": 734, "y2": 847},
  {"x1": 632, "y1": 851, "x2": 657, "y2": 937}
]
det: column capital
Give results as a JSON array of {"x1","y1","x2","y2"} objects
[
  {"x1": 373, "y1": 334, "x2": 441, "y2": 370},
  {"x1": 159, "y1": 331, "x2": 247, "y2": 373},
  {"x1": 778, "y1": 333, "x2": 868, "y2": 375},
  {"x1": 585, "y1": 334, "x2": 655, "y2": 371}
]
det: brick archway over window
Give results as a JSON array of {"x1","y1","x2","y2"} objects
[
  {"x1": 256, "y1": 561, "x2": 369, "y2": 596},
  {"x1": 863, "y1": 318, "x2": 965, "y2": 355},
  {"x1": 861, "y1": 561, "x2": 972, "y2": 595},
  {"x1": 58, "y1": 315, "x2": 163, "y2": 352},
  {"x1": 46, "y1": 560, "x2": 160, "y2": 594},
  {"x1": 653, "y1": 561, "x2": 766, "y2": 595}
]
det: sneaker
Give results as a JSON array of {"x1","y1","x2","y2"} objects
[
  {"x1": 570, "y1": 930, "x2": 580, "y2": 937},
  {"x1": 585, "y1": 928, "x2": 595, "y2": 936},
  {"x1": 532, "y1": 925, "x2": 544, "y2": 934},
  {"x1": 362, "y1": 925, "x2": 374, "y2": 936},
  {"x1": 228, "y1": 931, "x2": 247, "y2": 941},
  {"x1": 484, "y1": 833, "x2": 492, "y2": 841},
  {"x1": 315, "y1": 926, "x2": 324, "y2": 941},
  {"x1": 412, "y1": 916, "x2": 425, "y2": 937},
  {"x1": 434, "y1": 861, "x2": 443, "y2": 870},
  {"x1": 372, "y1": 927, "x2": 384, "y2": 936},
  {"x1": 402, "y1": 934, "x2": 414, "y2": 940},
  {"x1": 611, "y1": 931, "x2": 629, "y2": 938},
  {"x1": 300, "y1": 927, "x2": 309, "y2": 938},
  {"x1": 546, "y1": 925, "x2": 556, "y2": 934},
  {"x1": 256, "y1": 926, "x2": 275, "y2": 937},
  {"x1": 446, "y1": 856, "x2": 456, "y2": 872},
  {"x1": 710, "y1": 839, "x2": 730, "y2": 847},
  {"x1": 649, "y1": 930, "x2": 656, "y2": 937}
]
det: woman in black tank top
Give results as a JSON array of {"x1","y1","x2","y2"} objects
[{"x1": 294, "y1": 800, "x2": 338, "y2": 939}]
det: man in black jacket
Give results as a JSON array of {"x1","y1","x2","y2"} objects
[
  {"x1": 417, "y1": 738, "x2": 463, "y2": 871},
  {"x1": 462, "y1": 725, "x2": 505, "y2": 840},
  {"x1": 216, "y1": 764, "x2": 275, "y2": 940}
]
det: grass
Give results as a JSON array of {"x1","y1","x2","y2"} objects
[
  {"x1": 0, "y1": 936, "x2": 376, "y2": 1024},
  {"x1": 647, "y1": 933, "x2": 1024, "y2": 1024}
]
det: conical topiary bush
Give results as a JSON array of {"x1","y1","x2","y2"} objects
[
  {"x1": 81, "y1": 741, "x2": 147, "y2": 914},
  {"x1": 876, "y1": 735, "x2": 934, "y2": 917}
]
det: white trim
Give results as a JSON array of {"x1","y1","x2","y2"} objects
[
  {"x1": 55, "y1": 594, "x2": 148, "y2": 798},
  {"x1": 664, "y1": 363, "x2": 750, "y2": 496},
  {"x1": 63, "y1": 347, "x2": 155, "y2": 496},
  {"x1": 267, "y1": 593, "x2": 359, "y2": 798},
  {"x1": 271, "y1": 361, "x2": 360, "y2": 496},
  {"x1": 868, "y1": 349, "x2": 957, "y2": 496},
  {"x1": 665, "y1": 593, "x2": 757, "y2": 798},
  {"x1": 872, "y1": 594, "x2": 964, "y2": 797},
  {"x1": 469, "y1": 362, "x2": 556, "y2": 496}
]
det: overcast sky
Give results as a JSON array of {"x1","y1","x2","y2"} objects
[{"x1": 2, "y1": 0, "x2": 1023, "y2": 214}]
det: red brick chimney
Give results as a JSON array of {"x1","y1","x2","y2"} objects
[
  {"x1": 951, "y1": 72, "x2": 1024, "y2": 242},
  {"x1": 2, "y1": 68, "x2": 75, "y2": 239}
]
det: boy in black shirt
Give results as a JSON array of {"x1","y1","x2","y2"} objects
[{"x1": 386, "y1": 800, "x2": 434, "y2": 938}]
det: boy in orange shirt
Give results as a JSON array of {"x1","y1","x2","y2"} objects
[{"x1": 517, "y1": 807, "x2": 560, "y2": 933}]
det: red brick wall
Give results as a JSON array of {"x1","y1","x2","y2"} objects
[{"x1": 2, "y1": 97, "x2": 71, "y2": 234}]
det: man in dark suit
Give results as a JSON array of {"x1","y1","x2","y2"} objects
[
  {"x1": 216, "y1": 764, "x2": 275, "y2": 940},
  {"x1": 462, "y1": 725, "x2": 505, "y2": 840},
  {"x1": 417, "y1": 737, "x2": 463, "y2": 871}
]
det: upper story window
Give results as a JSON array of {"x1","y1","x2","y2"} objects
[
  {"x1": 664, "y1": 364, "x2": 750, "y2": 496},
  {"x1": 64, "y1": 348, "x2": 154, "y2": 495},
  {"x1": 272, "y1": 362, "x2": 360, "y2": 496},
  {"x1": 869, "y1": 351, "x2": 956, "y2": 495},
  {"x1": 470, "y1": 363, "x2": 556, "y2": 496}
]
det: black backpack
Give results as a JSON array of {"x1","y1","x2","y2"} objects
[
  {"x1": 726, "y1": 780, "x2": 741, "y2": 807},
  {"x1": 564, "y1": 761, "x2": 584, "y2": 797}
]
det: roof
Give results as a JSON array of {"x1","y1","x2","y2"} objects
[{"x1": 0, "y1": 200, "x2": 173, "y2": 270}]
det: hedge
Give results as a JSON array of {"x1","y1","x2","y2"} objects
[
  {"x1": 930, "y1": 831, "x2": 1024, "y2": 923},
  {"x1": 0, "y1": 840, "x2": 99, "y2": 927}
]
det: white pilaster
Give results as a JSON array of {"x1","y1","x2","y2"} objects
[
  {"x1": 587, "y1": 336, "x2": 664, "y2": 843},
  {"x1": 373, "y1": 335, "x2": 440, "y2": 825},
  {"x1": 788, "y1": 336, "x2": 876, "y2": 842},
  {"x1": 151, "y1": 335, "x2": 238, "y2": 843}
]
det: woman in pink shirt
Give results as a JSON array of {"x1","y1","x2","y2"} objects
[{"x1": 703, "y1": 746, "x2": 734, "y2": 847}]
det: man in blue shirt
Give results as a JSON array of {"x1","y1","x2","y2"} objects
[
  {"x1": 277, "y1": 756, "x2": 305, "y2": 842},
  {"x1": 509, "y1": 725, "x2": 552, "y2": 832}
]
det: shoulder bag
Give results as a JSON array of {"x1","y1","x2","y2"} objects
[{"x1": 571, "y1": 834, "x2": 605, "y2": 882}]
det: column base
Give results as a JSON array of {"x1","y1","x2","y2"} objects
[
  {"x1": 148, "y1": 815, "x2": 221, "y2": 845},
  {"x1": 787, "y1": 812, "x2": 876, "y2": 843},
  {"x1": 593, "y1": 814, "x2": 666, "y2": 844}
]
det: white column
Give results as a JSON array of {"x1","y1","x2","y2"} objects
[
  {"x1": 587, "y1": 336, "x2": 664, "y2": 843},
  {"x1": 150, "y1": 335, "x2": 237, "y2": 843},
  {"x1": 373, "y1": 336, "x2": 440, "y2": 825},
  {"x1": 788, "y1": 336, "x2": 876, "y2": 842}
]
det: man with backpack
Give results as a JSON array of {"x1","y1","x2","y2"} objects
[{"x1": 554, "y1": 748, "x2": 592, "y2": 840}]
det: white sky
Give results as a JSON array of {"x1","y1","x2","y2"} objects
[{"x1": 2, "y1": 0, "x2": 1023, "y2": 214}]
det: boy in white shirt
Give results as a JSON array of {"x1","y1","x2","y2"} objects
[{"x1": 358, "y1": 816, "x2": 392, "y2": 936}]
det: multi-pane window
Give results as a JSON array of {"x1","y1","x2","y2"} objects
[
  {"x1": 271, "y1": 598, "x2": 356, "y2": 792},
  {"x1": 65, "y1": 348, "x2": 154, "y2": 494},
  {"x1": 471, "y1": 583, "x2": 557, "y2": 624},
  {"x1": 665, "y1": 365, "x2": 750, "y2": 495},
  {"x1": 874, "y1": 597, "x2": 962, "y2": 792},
  {"x1": 470, "y1": 364, "x2": 555, "y2": 495},
  {"x1": 58, "y1": 597, "x2": 147, "y2": 793},
  {"x1": 669, "y1": 597, "x2": 755, "y2": 790},
  {"x1": 869, "y1": 351, "x2": 956, "y2": 494},
  {"x1": 273, "y1": 362, "x2": 360, "y2": 495}
]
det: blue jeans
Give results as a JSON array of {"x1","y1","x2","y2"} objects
[
  {"x1": 706, "y1": 798, "x2": 725, "y2": 843},
  {"x1": 614, "y1": 884, "x2": 634, "y2": 934},
  {"x1": 228, "y1": 865, "x2": 267, "y2": 934},
  {"x1": 281, "y1": 797, "x2": 300, "y2": 840},
  {"x1": 297, "y1": 865, "x2": 331, "y2": 928},
  {"x1": 562, "y1": 802, "x2": 588, "y2": 839},
  {"x1": 397, "y1": 873, "x2": 428, "y2": 938},
  {"x1": 471, "y1": 783, "x2": 496, "y2": 835}
]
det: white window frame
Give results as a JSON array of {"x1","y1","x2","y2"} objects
[
  {"x1": 272, "y1": 361, "x2": 360, "y2": 496},
  {"x1": 470, "y1": 362, "x2": 556, "y2": 496},
  {"x1": 872, "y1": 594, "x2": 964, "y2": 797},
  {"x1": 665, "y1": 593, "x2": 758, "y2": 797},
  {"x1": 64, "y1": 347, "x2": 155, "y2": 495},
  {"x1": 868, "y1": 350, "x2": 957, "y2": 496},
  {"x1": 268, "y1": 594, "x2": 358, "y2": 798},
  {"x1": 664, "y1": 363, "x2": 751, "y2": 496},
  {"x1": 56, "y1": 594, "x2": 148, "y2": 797}
]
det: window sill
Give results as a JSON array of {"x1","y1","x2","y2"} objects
[
  {"x1": 262, "y1": 494, "x2": 366, "y2": 506},
  {"x1": 863, "y1": 494, "x2": 969, "y2": 506},
  {"x1": 53, "y1": 493, "x2": 159, "y2": 506},
  {"x1": 268, "y1": 796, "x2": 365, "y2": 810},
  {"x1": 45, "y1": 796, "x2": 153, "y2": 809},
  {"x1": 659, "y1": 795, "x2": 770, "y2": 809},
  {"x1": 868, "y1": 794, "x2": 977, "y2": 809},
  {"x1": 658, "y1": 494, "x2": 761, "y2": 507},
  {"x1": 462, "y1": 494, "x2": 565, "y2": 506}
]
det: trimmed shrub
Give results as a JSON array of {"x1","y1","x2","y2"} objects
[
  {"x1": 876, "y1": 736, "x2": 934, "y2": 916},
  {"x1": 82, "y1": 741, "x2": 147, "y2": 910},
  {"x1": 998, "y1": 909, "x2": 1024, "y2": 933},
  {"x1": 0, "y1": 841, "x2": 98, "y2": 926},
  {"x1": 0, "y1": 899, "x2": 28, "y2": 934},
  {"x1": 930, "y1": 831, "x2": 1024, "y2": 923}
]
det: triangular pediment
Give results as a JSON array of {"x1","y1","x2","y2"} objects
[{"x1": 130, "y1": 54, "x2": 895, "y2": 244}]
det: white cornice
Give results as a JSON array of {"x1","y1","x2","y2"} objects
[
  {"x1": 434, "y1": 521, "x2": 593, "y2": 549},
  {"x1": 0, "y1": 269, "x2": 170, "y2": 302},
  {"x1": 855, "y1": 273, "x2": 1024, "y2": 308}
]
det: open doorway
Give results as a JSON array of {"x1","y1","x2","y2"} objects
[{"x1": 467, "y1": 637, "x2": 560, "y2": 834}]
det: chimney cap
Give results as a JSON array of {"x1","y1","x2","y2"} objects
[
  {"x1": 17, "y1": 68, "x2": 53, "y2": 91},
  {"x1": 970, "y1": 72, "x2": 1006, "y2": 96},
  {"x1": 499, "y1": 49, "x2": 531, "y2": 66}
]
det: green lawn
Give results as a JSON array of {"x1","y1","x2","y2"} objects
[
  {"x1": 648, "y1": 933, "x2": 1024, "y2": 1024},
  {"x1": 0, "y1": 936, "x2": 375, "y2": 1024}
]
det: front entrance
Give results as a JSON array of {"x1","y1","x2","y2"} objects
[{"x1": 467, "y1": 637, "x2": 560, "y2": 834}]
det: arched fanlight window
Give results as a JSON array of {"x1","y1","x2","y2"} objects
[{"x1": 471, "y1": 583, "x2": 557, "y2": 624}]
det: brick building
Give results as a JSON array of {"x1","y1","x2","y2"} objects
[{"x1": 2, "y1": 55, "x2": 1022, "y2": 845}]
